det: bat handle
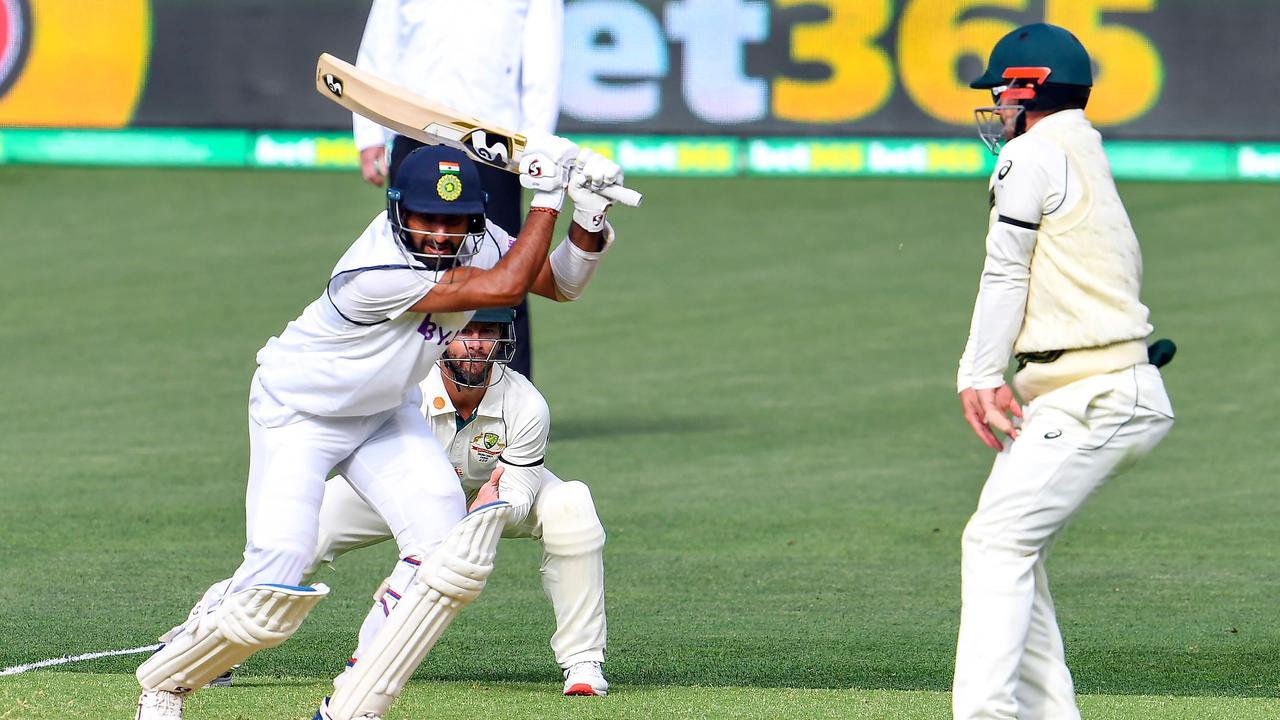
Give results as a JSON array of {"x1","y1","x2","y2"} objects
[{"x1": 600, "y1": 183, "x2": 643, "y2": 208}]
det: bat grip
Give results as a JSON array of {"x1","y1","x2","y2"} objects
[{"x1": 600, "y1": 184, "x2": 643, "y2": 208}]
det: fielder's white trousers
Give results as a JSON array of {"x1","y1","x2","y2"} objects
[
  {"x1": 308, "y1": 469, "x2": 607, "y2": 667},
  {"x1": 189, "y1": 373, "x2": 465, "y2": 622},
  {"x1": 952, "y1": 364, "x2": 1174, "y2": 720}
]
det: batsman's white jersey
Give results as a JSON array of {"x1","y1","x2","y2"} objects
[
  {"x1": 953, "y1": 109, "x2": 1174, "y2": 720},
  {"x1": 310, "y1": 365, "x2": 608, "y2": 669},
  {"x1": 255, "y1": 213, "x2": 511, "y2": 420}
]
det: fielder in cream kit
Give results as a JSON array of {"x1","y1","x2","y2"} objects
[
  {"x1": 308, "y1": 307, "x2": 609, "y2": 696},
  {"x1": 952, "y1": 23, "x2": 1176, "y2": 720},
  {"x1": 133, "y1": 135, "x2": 625, "y2": 720}
]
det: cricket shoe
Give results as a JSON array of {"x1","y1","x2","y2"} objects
[
  {"x1": 313, "y1": 695, "x2": 381, "y2": 720},
  {"x1": 562, "y1": 661, "x2": 608, "y2": 696},
  {"x1": 136, "y1": 688, "x2": 184, "y2": 719}
]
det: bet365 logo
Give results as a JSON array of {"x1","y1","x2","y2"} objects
[{"x1": 0, "y1": 0, "x2": 32, "y2": 99}]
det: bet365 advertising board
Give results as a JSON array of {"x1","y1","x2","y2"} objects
[{"x1": 1, "y1": 0, "x2": 1278, "y2": 179}]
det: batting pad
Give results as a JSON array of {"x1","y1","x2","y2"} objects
[
  {"x1": 137, "y1": 583, "x2": 329, "y2": 693},
  {"x1": 325, "y1": 501, "x2": 511, "y2": 720}
]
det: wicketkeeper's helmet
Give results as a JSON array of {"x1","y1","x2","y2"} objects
[{"x1": 440, "y1": 306, "x2": 518, "y2": 388}]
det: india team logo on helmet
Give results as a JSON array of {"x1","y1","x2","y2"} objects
[
  {"x1": 0, "y1": 0, "x2": 32, "y2": 99},
  {"x1": 971, "y1": 23, "x2": 1094, "y2": 154}
]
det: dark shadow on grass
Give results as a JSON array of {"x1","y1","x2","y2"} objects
[{"x1": 550, "y1": 414, "x2": 728, "y2": 442}]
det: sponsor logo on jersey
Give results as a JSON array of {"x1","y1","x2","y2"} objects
[
  {"x1": 997, "y1": 160, "x2": 1013, "y2": 180},
  {"x1": 0, "y1": 0, "x2": 32, "y2": 99}
]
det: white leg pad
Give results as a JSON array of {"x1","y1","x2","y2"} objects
[
  {"x1": 539, "y1": 481, "x2": 606, "y2": 556},
  {"x1": 325, "y1": 501, "x2": 511, "y2": 720},
  {"x1": 137, "y1": 583, "x2": 329, "y2": 693},
  {"x1": 537, "y1": 481, "x2": 607, "y2": 666}
]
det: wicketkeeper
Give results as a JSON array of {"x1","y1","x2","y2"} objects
[{"x1": 308, "y1": 308, "x2": 610, "y2": 697}]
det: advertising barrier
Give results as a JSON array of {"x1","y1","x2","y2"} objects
[{"x1": 4, "y1": 128, "x2": 1279, "y2": 182}]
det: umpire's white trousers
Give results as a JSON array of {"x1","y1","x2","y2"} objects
[
  {"x1": 953, "y1": 364, "x2": 1174, "y2": 720},
  {"x1": 190, "y1": 374, "x2": 465, "y2": 616},
  {"x1": 307, "y1": 469, "x2": 607, "y2": 667}
]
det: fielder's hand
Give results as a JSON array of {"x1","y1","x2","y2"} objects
[
  {"x1": 360, "y1": 146, "x2": 387, "y2": 187},
  {"x1": 960, "y1": 385, "x2": 1022, "y2": 451},
  {"x1": 568, "y1": 148, "x2": 623, "y2": 233},
  {"x1": 520, "y1": 134, "x2": 578, "y2": 211},
  {"x1": 469, "y1": 466, "x2": 503, "y2": 511}
]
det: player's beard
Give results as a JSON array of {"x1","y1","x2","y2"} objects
[{"x1": 442, "y1": 351, "x2": 491, "y2": 387}]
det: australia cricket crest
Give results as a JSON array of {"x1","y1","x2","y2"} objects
[{"x1": 470, "y1": 432, "x2": 505, "y2": 463}]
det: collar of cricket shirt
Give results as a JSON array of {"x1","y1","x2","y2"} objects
[{"x1": 424, "y1": 365, "x2": 509, "y2": 420}]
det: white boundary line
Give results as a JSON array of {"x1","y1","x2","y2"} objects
[{"x1": 0, "y1": 644, "x2": 161, "y2": 676}]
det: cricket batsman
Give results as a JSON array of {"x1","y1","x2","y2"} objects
[
  {"x1": 307, "y1": 308, "x2": 609, "y2": 697},
  {"x1": 952, "y1": 23, "x2": 1176, "y2": 719},
  {"x1": 134, "y1": 139, "x2": 625, "y2": 720}
]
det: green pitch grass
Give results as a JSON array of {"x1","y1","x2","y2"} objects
[{"x1": 1, "y1": 167, "x2": 1277, "y2": 718}]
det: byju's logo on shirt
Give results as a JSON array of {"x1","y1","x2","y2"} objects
[{"x1": 417, "y1": 316, "x2": 457, "y2": 345}]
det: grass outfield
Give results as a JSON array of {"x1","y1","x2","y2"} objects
[
  {"x1": 5, "y1": 674, "x2": 1280, "y2": 720},
  {"x1": 1, "y1": 167, "x2": 1277, "y2": 717}
]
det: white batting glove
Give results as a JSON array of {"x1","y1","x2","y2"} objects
[
  {"x1": 568, "y1": 148, "x2": 622, "y2": 232},
  {"x1": 520, "y1": 133, "x2": 578, "y2": 211}
]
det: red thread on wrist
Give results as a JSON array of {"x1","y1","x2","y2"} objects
[{"x1": 529, "y1": 206, "x2": 560, "y2": 218}]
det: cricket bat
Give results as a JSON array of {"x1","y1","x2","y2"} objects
[{"x1": 315, "y1": 53, "x2": 642, "y2": 207}]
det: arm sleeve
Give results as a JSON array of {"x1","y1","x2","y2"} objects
[
  {"x1": 956, "y1": 293, "x2": 982, "y2": 392},
  {"x1": 353, "y1": 0, "x2": 400, "y2": 151},
  {"x1": 519, "y1": 0, "x2": 564, "y2": 135},
  {"x1": 331, "y1": 269, "x2": 434, "y2": 323},
  {"x1": 962, "y1": 142, "x2": 1050, "y2": 389},
  {"x1": 496, "y1": 393, "x2": 550, "y2": 526}
]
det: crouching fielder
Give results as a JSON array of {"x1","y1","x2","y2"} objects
[
  {"x1": 952, "y1": 23, "x2": 1175, "y2": 720},
  {"x1": 309, "y1": 308, "x2": 609, "y2": 697}
]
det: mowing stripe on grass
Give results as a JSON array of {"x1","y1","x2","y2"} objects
[{"x1": 0, "y1": 644, "x2": 161, "y2": 676}]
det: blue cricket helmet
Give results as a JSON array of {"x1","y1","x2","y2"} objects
[{"x1": 388, "y1": 145, "x2": 487, "y2": 231}]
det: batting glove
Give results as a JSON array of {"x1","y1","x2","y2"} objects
[
  {"x1": 568, "y1": 148, "x2": 622, "y2": 232},
  {"x1": 520, "y1": 133, "x2": 578, "y2": 211}
]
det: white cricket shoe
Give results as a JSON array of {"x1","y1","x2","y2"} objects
[
  {"x1": 136, "y1": 689, "x2": 184, "y2": 719},
  {"x1": 562, "y1": 661, "x2": 608, "y2": 696}
]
